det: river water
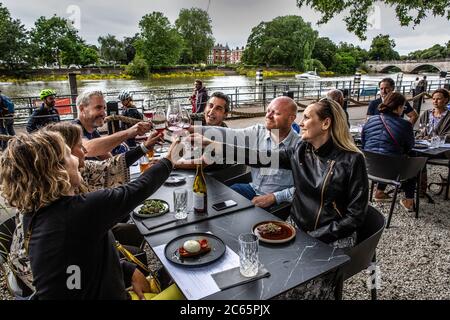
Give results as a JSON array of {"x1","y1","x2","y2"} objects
[{"x1": 0, "y1": 72, "x2": 443, "y2": 98}]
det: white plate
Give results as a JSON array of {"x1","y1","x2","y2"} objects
[{"x1": 252, "y1": 221, "x2": 296, "y2": 244}]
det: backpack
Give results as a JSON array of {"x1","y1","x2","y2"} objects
[{"x1": 0, "y1": 95, "x2": 15, "y2": 113}]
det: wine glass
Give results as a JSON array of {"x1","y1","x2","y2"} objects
[
  {"x1": 152, "y1": 106, "x2": 166, "y2": 153},
  {"x1": 180, "y1": 107, "x2": 192, "y2": 131},
  {"x1": 143, "y1": 94, "x2": 157, "y2": 121},
  {"x1": 166, "y1": 101, "x2": 182, "y2": 135}
]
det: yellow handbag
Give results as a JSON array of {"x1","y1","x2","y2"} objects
[{"x1": 114, "y1": 241, "x2": 161, "y2": 294}]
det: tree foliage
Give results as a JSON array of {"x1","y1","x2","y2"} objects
[
  {"x1": 0, "y1": 3, "x2": 32, "y2": 69},
  {"x1": 312, "y1": 37, "x2": 337, "y2": 69},
  {"x1": 368, "y1": 34, "x2": 400, "y2": 60},
  {"x1": 242, "y1": 15, "x2": 318, "y2": 70},
  {"x1": 296, "y1": 0, "x2": 450, "y2": 40},
  {"x1": 407, "y1": 42, "x2": 450, "y2": 60},
  {"x1": 30, "y1": 15, "x2": 85, "y2": 67},
  {"x1": 331, "y1": 42, "x2": 369, "y2": 74},
  {"x1": 135, "y1": 12, "x2": 183, "y2": 68},
  {"x1": 175, "y1": 8, "x2": 214, "y2": 64},
  {"x1": 98, "y1": 34, "x2": 127, "y2": 64}
]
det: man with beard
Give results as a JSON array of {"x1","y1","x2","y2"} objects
[
  {"x1": 366, "y1": 78, "x2": 418, "y2": 125},
  {"x1": 26, "y1": 89, "x2": 61, "y2": 133},
  {"x1": 73, "y1": 90, "x2": 151, "y2": 160}
]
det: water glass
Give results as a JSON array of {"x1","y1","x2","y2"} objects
[
  {"x1": 430, "y1": 135, "x2": 440, "y2": 148},
  {"x1": 173, "y1": 189, "x2": 188, "y2": 219},
  {"x1": 239, "y1": 233, "x2": 259, "y2": 277},
  {"x1": 439, "y1": 136, "x2": 446, "y2": 147}
]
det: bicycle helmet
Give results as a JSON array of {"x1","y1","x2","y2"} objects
[
  {"x1": 40, "y1": 89, "x2": 56, "y2": 100},
  {"x1": 118, "y1": 90, "x2": 133, "y2": 101}
]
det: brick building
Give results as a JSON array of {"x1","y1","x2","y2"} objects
[{"x1": 208, "y1": 44, "x2": 245, "y2": 65}]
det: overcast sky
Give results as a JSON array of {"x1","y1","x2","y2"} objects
[{"x1": 3, "y1": 0, "x2": 450, "y2": 55}]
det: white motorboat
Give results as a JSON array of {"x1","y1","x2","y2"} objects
[{"x1": 295, "y1": 70, "x2": 320, "y2": 80}]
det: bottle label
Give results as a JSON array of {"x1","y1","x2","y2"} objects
[{"x1": 193, "y1": 192, "x2": 205, "y2": 210}]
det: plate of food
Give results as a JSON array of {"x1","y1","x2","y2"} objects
[
  {"x1": 133, "y1": 199, "x2": 169, "y2": 219},
  {"x1": 164, "y1": 233, "x2": 226, "y2": 267},
  {"x1": 252, "y1": 221, "x2": 296, "y2": 244}
]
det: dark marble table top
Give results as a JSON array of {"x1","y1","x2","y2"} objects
[
  {"x1": 131, "y1": 170, "x2": 254, "y2": 235},
  {"x1": 144, "y1": 204, "x2": 349, "y2": 300}
]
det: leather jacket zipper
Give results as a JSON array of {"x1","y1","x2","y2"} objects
[
  {"x1": 333, "y1": 201, "x2": 343, "y2": 218},
  {"x1": 314, "y1": 160, "x2": 336, "y2": 230}
]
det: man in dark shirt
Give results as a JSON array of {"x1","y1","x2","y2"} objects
[
  {"x1": 366, "y1": 78, "x2": 418, "y2": 125},
  {"x1": 190, "y1": 91, "x2": 229, "y2": 128},
  {"x1": 26, "y1": 89, "x2": 60, "y2": 133},
  {"x1": 73, "y1": 90, "x2": 151, "y2": 160},
  {"x1": 193, "y1": 79, "x2": 208, "y2": 113}
]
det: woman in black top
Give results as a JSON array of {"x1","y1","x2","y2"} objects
[
  {"x1": 198, "y1": 99, "x2": 368, "y2": 246},
  {"x1": 0, "y1": 131, "x2": 178, "y2": 299}
]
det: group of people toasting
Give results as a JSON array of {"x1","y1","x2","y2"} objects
[{"x1": 1, "y1": 81, "x2": 449, "y2": 300}]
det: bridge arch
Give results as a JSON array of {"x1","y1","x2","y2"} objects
[
  {"x1": 409, "y1": 64, "x2": 442, "y2": 73},
  {"x1": 379, "y1": 65, "x2": 403, "y2": 73}
]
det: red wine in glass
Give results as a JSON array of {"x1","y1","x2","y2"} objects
[{"x1": 143, "y1": 111, "x2": 153, "y2": 120}]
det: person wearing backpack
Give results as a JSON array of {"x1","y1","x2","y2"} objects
[{"x1": 0, "y1": 89, "x2": 16, "y2": 149}]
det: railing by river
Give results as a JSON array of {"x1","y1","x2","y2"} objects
[{"x1": 4, "y1": 78, "x2": 450, "y2": 126}]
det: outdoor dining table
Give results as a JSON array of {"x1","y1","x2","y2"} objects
[{"x1": 132, "y1": 166, "x2": 349, "y2": 300}]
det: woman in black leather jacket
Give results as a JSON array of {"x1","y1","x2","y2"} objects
[{"x1": 202, "y1": 98, "x2": 369, "y2": 247}]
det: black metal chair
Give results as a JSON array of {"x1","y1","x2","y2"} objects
[
  {"x1": 0, "y1": 209, "x2": 34, "y2": 299},
  {"x1": 335, "y1": 205, "x2": 386, "y2": 300},
  {"x1": 364, "y1": 151, "x2": 427, "y2": 228},
  {"x1": 426, "y1": 150, "x2": 450, "y2": 200},
  {"x1": 208, "y1": 164, "x2": 249, "y2": 185}
]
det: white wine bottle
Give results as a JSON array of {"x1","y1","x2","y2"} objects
[{"x1": 193, "y1": 163, "x2": 207, "y2": 214}]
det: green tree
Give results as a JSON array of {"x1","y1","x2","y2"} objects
[
  {"x1": 369, "y1": 34, "x2": 400, "y2": 60},
  {"x1": 333, "y1": 52, "x2": 357, "y2": 74},
  {"x1": 242, "y1": 15, "x2": 318, "y2": 70},
  {"x1": 78, "y1": 45, "x2": 99, "y2": 66},
  {"x1": 312, "y1": 37, "x2": 337, "y2": 70},
  {"x1": 135, "y1": 12, "x2": 183, "y2": 68},
  {"x1": 0, "y1": 3, "x2": 32, "y2": 69},
  {"x1": 175, "y1": 8, "x2": 214, "y2": 64},
  {"x1": 124, "y1": 34, "x2": 139, "y2": 64},
  {"x1": 98, "y1": 34, "x2": 127, "y2": 64},
  {"x1": 408, "y1": 43, "x2": 450, "y2": 60},
  {"x1": 296, "y1": 0, "x2": 450, "y2": 40},
  {"x1": 30, "y1": 15, "x2": 84, "y2": 67},
  {"x1": 331, "y1": 42, "x2": 369, "y2": 74}
]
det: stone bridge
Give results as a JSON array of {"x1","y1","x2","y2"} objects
[{"x1": 367, "y1": 59, "x2": 450, "y2": 73}]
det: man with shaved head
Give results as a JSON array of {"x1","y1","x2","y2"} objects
[{"x1": 203, "y1": 96, "x2": 300, "y2": 209}]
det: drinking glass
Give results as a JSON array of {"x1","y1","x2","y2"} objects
[
  {"x1": 139, "y1": 156, "x2": 150, "y2": 173},
  {"x1": 430, "y1": 135, "x2": 440, "y2": 148},
  {"x1": 439, "y1": 136, "x2": 446, "y2": 147},
  {"x1": 180, "y1": 107, "x2": 192, "y2": 131},
  {"x1": 143, "y1": 94, "x2": 157, "y2": 121},
  {"x1": 239, "y1": 233, "x2": 259, "y2": 277},
  {"x1": 166, "y1": 101, "x2": 182, "y2": 135},
  {"x1": 153, "y1": 106, "x2": 166, "y2": 153},
  {"x1": 173, "y1": 189, "x2": 188, "y2": 219}
]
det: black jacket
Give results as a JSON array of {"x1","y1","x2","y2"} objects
[
  {"x1": 23, "y1": 159, "x2": 172, "y2": 299},
  {"x1": 26, "y1": 104, "x2": 60, "y2": 133},
  {"x1": 225, "y1": 138, "x2": 369, "y2": 243}
]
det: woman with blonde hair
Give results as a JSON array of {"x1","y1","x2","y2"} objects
[
  {"x1": 0, "y1": 131, "x2": 179, "y2": 299},
  {"x1": 8, "y1": 122, "x2": 163, "y2": 294},
  {"x1": 201, "y1": 98, "x2": 368, "y2": 246},
  {"x1": 195, "y1": 98, "x2": 368, "y2": 299}
]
